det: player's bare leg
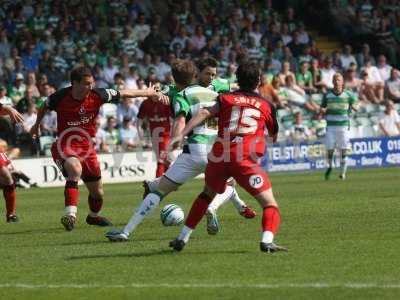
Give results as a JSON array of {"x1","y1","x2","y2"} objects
[
  {"x1": 325, "y1": 149, "x2": 335, "y2": 180},
  {"x1": 339, "y1": 149, "x2": 349, "y2": 180},
  {"x1": 106, "y1": 176, "x2": 177, "y2": 241},
  {"x1": 85, "y1": 179, "x2": 112, "y2": 226},
  {"x1": 0, "y1": 166, "x2": 18, "y2": 222},
  {"x1": 170, "y1": 185, "x2": 217, "y2": 251},
  {"x1": 254, "y1": 188, "x2": 287, "y2": 253},
  {"x1": 61, "y1": 157, "x2": 82, "y2": 231}
]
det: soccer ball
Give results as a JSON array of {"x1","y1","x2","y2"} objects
[{"x1": 160, "y1": 204, "x2": 184, "y2": 226}]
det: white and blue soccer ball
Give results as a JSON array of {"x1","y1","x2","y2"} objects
[{"x1": 160, "y1": 204, "x2": 184, "y2": 226}]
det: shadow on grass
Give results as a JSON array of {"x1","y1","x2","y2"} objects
[{"x1": 67, "y1": 249, "x2": 250, "y2": 260}]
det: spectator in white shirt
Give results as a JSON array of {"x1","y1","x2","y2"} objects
[
  {"x1": 379, "y1": 101, "x2": 400, "y2": 136},
  {"x1": 339, "y1": 44, "x2": 357, "y2": 70},
  {"x1": 116, "y1": 97, "x2": 138, "y2": 126},
  {"x1": 103, "y1": 57, "x2": 119, "y2": 86},
  {"x1": 119, "y1": 117, "x2": 139, "y2": 150},
  {"x1": 377, "y1": 54, "x2": 392, "y2": 82},
  {"x1": 321, "y1": 57, "x2": 336, "y2": 89},
  {"x1": 297, "y1": 23, "x2": 310, "y2": 45},
  {"x1": 40, "y1": 110, "x2": 57, "y2": 136},
  {"x1": 0, "y1": 85, "x2": 12, "y2": 105},
  {"x1": 290, "y1": 112, "x2": 311, "y2": 141},
  {"x1": 132, "y1": 13, "x2": 151, "y2": 41},
  {"x1": 386, "y1": 68, "x2": 400, "y2": 102},
  {"x1": 190, "y1": 25, "x2": 207, "y2": 51},
  {"x1": 361, "y1": 59, "x2": 384, "y2": 103}
]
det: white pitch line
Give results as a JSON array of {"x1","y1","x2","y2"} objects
[{"x1": 0, "y1": 283, "x2": 400, "y2": 289}]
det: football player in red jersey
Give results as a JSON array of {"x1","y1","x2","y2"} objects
[
  {"x1": 137, "y1": 83, "x2": 172, "y2": 177},
  {"x1": 30, "y1": 67, "x2": 167, "y2": 231},
  {"x1": 169, "y1": 61, "x2": 287, "y2": 253},
  {"x1": 0, "y1": 104, "x2": 24, "y2": 222}
]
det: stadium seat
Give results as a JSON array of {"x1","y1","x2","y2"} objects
[
  {"x1": 359, "y1": 125, "x2": 376, "y2": 137},
  {"x1": 355, "y1": 117, "x2": 372, "y2": 126},
  {"x1": 349, "y1": 126, "x2": 360, "y2": 138}
]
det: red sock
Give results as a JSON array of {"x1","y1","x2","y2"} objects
[
  {"x1": 156, "y1": 163, "x2": 165, "y2": 177},
  {"x1": 262, "y1": 206, "x2": 281, "y2": 234},
  {"x1": 64, "y1": 180, "x2": 79, "y2": 207},
  {"x1": 185, "y1": 192, "x2": 212, "y2": 229},
  {"x1": 3, "y1": 183, "x2": 16, "y2": 216},
  {"x1": 88, "y1": 195, "x2": 103, "y2": 214}
]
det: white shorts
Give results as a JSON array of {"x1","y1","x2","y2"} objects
[
  {"x1": 325, "y1": 126, "x2": 351, "y2": 150},
  {"x1": 163, "y1": 147, "x2": 208, "y2": 184}
]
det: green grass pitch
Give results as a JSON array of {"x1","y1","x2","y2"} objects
[{"x1": 0, "y1": 167, "x2": 399, "y2": 299}]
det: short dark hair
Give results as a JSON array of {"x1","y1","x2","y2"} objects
[
  {"x1": 171, "y1": 59, "x2": 197, "y2": 86},
  {"x1": 70, "y1": 67, "x2": 92, "y2": 84},
  {"x1": 236, "y1": 61, "x2": 261, "y2": 91},
  {"x1": 196, "y1": 57, "x2": 218, "y2": 72}
]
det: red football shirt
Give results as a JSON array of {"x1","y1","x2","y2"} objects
[
  {"x1": 137, "y1": 99, "x2": 171, "y2": 138},
  {"x1": 212, "y1": 91, "x2": 278, "y2": 160},
  {"x1": 47, "y1": 87, "x2": 120, "y2": 147}
]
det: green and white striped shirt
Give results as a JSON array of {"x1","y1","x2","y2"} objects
[
  {"x1": 321, "y1": 89, "x2": 357, "y2": 127},
  {"x1": 172, "y1": 79, "x2": 230, "y2": 145}
]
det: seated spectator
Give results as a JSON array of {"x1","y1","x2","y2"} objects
[
  {"x1": 378, "y1": 101, "x2": 400, "y2": 136},
  {"x1": 339, "y1": 44, "x2": 357, "y2": 70},
  {"x1": 290, "y1": 112, "x2": 311, "y2": 141},
  {"x1": 103, "y1": 116, "x2": 120, "y2": 152},
  {"x1": 356, "y1": 43, "x2": 376, "y2": 67},
  {"x1": 119, "y1": 117, "x2": 139, "y2": 151},
  {"x1": 116, "y1": 97, "x2": 138, "y2": 126},
  {"x1": 377, "y1": 54, "x2": 392, "y2": 82},
  {"x1": 281, "y1": 75, "x2": 319, "y2": 112},
  {"x1": 40, "y1": 110, "x2": 57, "y2": 137},
  {"x1": 344, "y1": 64, "x2": 362, "y2": 95},
  {"x1": 16, "y1": 87, "x2": 41, "y2": 113},
  {"x1": 0, "y1": 85, "x2": 13, "y2": 106},
  {"x1": 361, "y1": 59, "x2": 384, "y2": 103},
  {"x1": 26, "y1": 71, "x2": 40, "y2": 97},
  {"x1": 310, "y1": 58, "x2": 324, "y2": 92},
  {"x1": 386, "y1": 69, "x2": 400, "y2": 103},
  {"x1": 258, "y1": 75, "x2": 287, "y2": 108},
  {"x1": 278, "y1": 61, "x2": 295, "y2": 86},
  {"x1": 17, "y1": 102, "x2": 38, "y2": 155},
  {"x1": 321, "y1": 57, "x2": 336, "y2": 90},
  {"x1": 296, "y1": 61, "x2": 316, "y2": 94},
  {"x1": 8, "y1": 73, "x2": 26, "y2": 105}
]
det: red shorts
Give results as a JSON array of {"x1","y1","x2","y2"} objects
[
  {"x1": 205, "y1": 158, "x2": 271, "y2": 196},
  {"x1": 0, "y1": 152, "x2": 10, "y2": 168},
  {"x1": 51, "y1": 142, "x2": 101, "y2": 182}
]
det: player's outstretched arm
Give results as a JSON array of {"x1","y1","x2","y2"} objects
[
  {"x1": 119, "y1": 83, "x2": 169, "y2": 104},
  {"x1": 0, "y1": 105, "x2": 24, "y2": 123}
]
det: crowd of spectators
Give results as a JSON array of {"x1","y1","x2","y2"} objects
[{"x1": 0, "y1": 0, "x2": 399, "y2": 157}]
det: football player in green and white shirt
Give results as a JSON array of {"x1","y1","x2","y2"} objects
[
  {"x1": 321, "y1": 73, "x2": 358, "y2": 180},
  {"x1": 106, "y1": 58, "x2": 255, "y2": 242}
]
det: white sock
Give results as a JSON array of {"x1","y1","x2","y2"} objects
[
  {"x1": 178, "y1": 225, "x2": 193, "y2": 243},
  {"x1": 65, "y1": 205, "x2": 77, "y2": 217},
  {"x1": 261, "y1": 231, "x2": 274, "y2": 244},
  {"x1": 229, "y1": 188, "x2": 246, "y2": 212},
  {"x1": 208, "y1": 185, "x2": 235, "y2": 212},
  {"x1": 89, "y1": 211, "x2": 99, "y2": 217},
  {"x1": 123, "y1": 193, "x2": 161, "y2": 235}
]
